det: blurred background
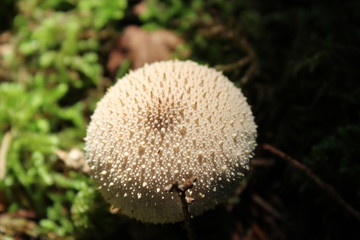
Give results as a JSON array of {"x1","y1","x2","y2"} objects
[{"x1": 0, "y1": 0, "x2": 359, "y2": 239}]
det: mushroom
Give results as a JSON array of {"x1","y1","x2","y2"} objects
[{"x1": 85, "y1": 60, "x2": 257, "y2": 223}]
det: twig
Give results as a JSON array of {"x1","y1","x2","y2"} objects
[
  {"x1": 216, "y1": 57, "x2": 251, "y2": 72},
  {"x1": 234, "y1": 37, "x2": 258, "y2": 84},
  {"x1": 251, "y1": 158, "x2": 275, "y2": 167},
  {"x1": 0, "y1": 209, "x2": 36, "y2": 219},
  {"x1": 0, "y1": 131, "x2": 12, "y2": 180},
  {"x1": 252, "y1": 194, "x2": 284, "y2": 220},
  {"x1": 199, "y1": 21, "x2": 258, "y2": 84},
  {"x1": 262, "y1": 144, "x2": 360, "y2": 221},
  {"x1": 178, "y1": 190, "x2": 194, "y2": 240},
  {"x1": 165, "y1": 177, "x2": 197, "y2": 240},
  {"x1": 240, "y1": 59, "x2": 258, "y2": 84},
  {"x1": 251, "y1": 222, "x2": 269, "y2": 240}
]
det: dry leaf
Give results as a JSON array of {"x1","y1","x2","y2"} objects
[
  {"x1": 0, "y1": 32, "x2": 12, "y2": 82},
  {"x1": 107, "y1": 25, "x2": 188, "y2": 77},
  {"x1": 133, "y1": 1, "x2": 147, "y2": 16}
]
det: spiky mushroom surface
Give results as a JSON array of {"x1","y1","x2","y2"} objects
[{"x1": 85, "y1": 60, "x2": 257, "y2": 223}]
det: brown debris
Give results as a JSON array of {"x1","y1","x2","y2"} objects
[
  {"x1": 164, "y1": 176, "x2": 198, "y2": 194},
  {"x1": 55, "y1": 148, "x2": 90, "y2": 173},
  {"x1": 0, "y1": 210, "x2": 38, "y2": 238},
  {"x1": 109, "y1": 205, "x2": 120, "y2": 214}
]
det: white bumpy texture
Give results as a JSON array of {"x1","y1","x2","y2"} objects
[{"x1": 85, "y1": 60, "x2": 257, "y2": 223}]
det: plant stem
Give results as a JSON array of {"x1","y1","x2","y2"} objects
[
  {"x1": 0, "y1": 131, "x2": 12, "y2": 180},
  {"x1": 176, "y1": 190, "x2": 196, "y2": 240},
  {"x1": 165, "y1": 177, "x2": 197, "y2": 240}
]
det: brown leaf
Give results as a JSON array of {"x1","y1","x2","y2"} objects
[
  {"x1": 0, "y1": 32, "x2": 12, "y2": 82},
  {"x1": 107, "y1": 25, "x2": 189, "y2": 77},
  {"x1": 133, "y1": 1, "x2": 147, "y2": 16}
]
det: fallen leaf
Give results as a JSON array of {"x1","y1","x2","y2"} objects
[
  {"x1": 107, "y1": 25, "x2": 189, "y2": 77},
  {"x1": 133, "y1": 1, "x2": 147, "y2": 16}
]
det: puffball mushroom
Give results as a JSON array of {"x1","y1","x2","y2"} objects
[{"x1": 85, "y1": 60, "x2": 257, "y2": 223}]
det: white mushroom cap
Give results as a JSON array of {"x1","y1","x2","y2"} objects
[{"x1": 85, "y1": 60, "x2": 257, "y2": 223}]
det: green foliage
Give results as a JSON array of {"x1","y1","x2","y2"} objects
[
  {"x1": 0, "y1": 0, "x2": 128, "y2": 239},
  {"x1": 6, "y1": 0, "x2": 127, "y2": 88},
  {"x1": 0, "y1": 78, "x2": 90, "y2": 238}
]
